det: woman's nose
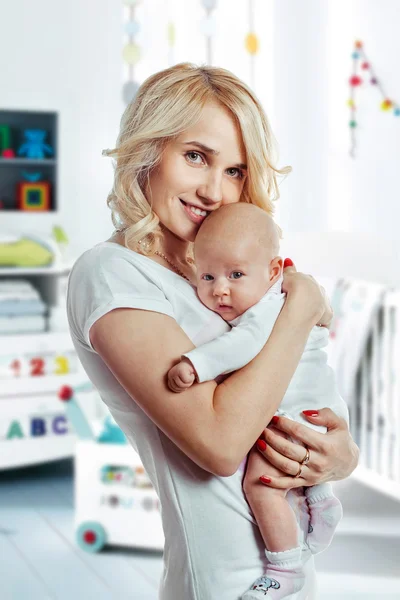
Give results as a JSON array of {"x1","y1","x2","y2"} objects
[{"x1": 197, "y1": 171, "x2": 223, "y2": 205}]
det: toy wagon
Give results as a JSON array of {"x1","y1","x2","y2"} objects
[{"x1": 58, "y1": 383, "x2": 164, "y2": 553}]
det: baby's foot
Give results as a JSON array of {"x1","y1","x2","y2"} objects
[
  {"x1": 241, "y1": 568, "x2": 305, "y2": 599},
  {"x1": 305, "y1": 484, "x2": 343, "y2": 555},
  {"x1": 241, "y1": 547, "x2": 305, "y2": 600}
]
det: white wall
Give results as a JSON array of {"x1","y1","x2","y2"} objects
[
  {"x1": 272, "y1": 0, "x2": 400, "y2": 242},
  {"x1": 2, "y1": 0, "x2": 399, "y2": 257},
  {"x1": 1, "y1": 0, "x2": 274, "y2": 258},
  {"x1": 1, "y1": 0, "x2": 124, "y2": 256},
  {"x1": 326, "y1": 0, "x2": 400, "y2": 237}
]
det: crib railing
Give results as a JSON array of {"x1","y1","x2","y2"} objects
[{"x1": 351, "y1": 290, "x2": 400, "y2": 500}]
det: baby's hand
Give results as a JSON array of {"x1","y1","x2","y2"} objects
[{"x1": 167, "y1": 358, "x2": 196, "y2": 393}]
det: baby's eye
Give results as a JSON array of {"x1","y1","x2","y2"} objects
[
  {"x1": 202, "y1": 274, "x2": 214, "y2": 281},
  {"x1": 230, "y1": 272, "x2": 244, "y2": 279}
]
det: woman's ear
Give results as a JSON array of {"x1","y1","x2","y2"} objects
[{"x1": 269, "y1": 256, "x2": 283, "y2": 283}]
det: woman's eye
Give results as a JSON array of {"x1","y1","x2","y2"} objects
[
  {"x1": 185, "y1": 151, "x2": 204, "y2": 164},
  {"x1": 231, "y1": 272, "x2": 244, "y2": 279},
  {"x1": 226, "y1": 167, "x2": 244, "y2": 179},
  {"x1": 202, "y1": 274, "x2": 214, "y2": 281}
]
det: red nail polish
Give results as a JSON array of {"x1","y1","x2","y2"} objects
[
  {"x1": 259, "y1": 476, "x2": 271, "y2": 484},
  {"x1": 257, "y1": 439, "x2": 267, "y2": 451},
  {"x1": 271, "y1": 416, "x2": 279, "y2": 425},
  {"x1": 284, "y1": 258, "x2": 294, "y2": 267},
  {"x1": 303, "y1": 410, "x2": 319, "y2": 417}
]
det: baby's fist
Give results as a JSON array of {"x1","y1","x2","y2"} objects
[{"x1": 167, "y1": 358, "x2": 196, "y2": 393}]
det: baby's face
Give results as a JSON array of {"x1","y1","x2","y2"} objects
[{"x1": 195, "y1": 238, "x2": 277, "y2": 321}]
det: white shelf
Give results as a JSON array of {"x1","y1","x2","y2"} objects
[
  {"x1": 0, "y1": 371, "x2": 89, "y2": 398},
  {"x1": 0, "y1": 330, "x2": 74, "y2": 355},
  {"x1": 0, "y1": 158, "x2": 56, "y2": 166},
  {"x1": 0, "y1": 263, "x2": 71, "y2": 276}
]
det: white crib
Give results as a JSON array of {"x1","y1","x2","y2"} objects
[{"x1": 281, "y1": 231, "x2": 400, "y2": 502}]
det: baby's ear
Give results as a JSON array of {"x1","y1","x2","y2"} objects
[{"x1": 269, "y1": 256, "x2": 283, "y2": 282}]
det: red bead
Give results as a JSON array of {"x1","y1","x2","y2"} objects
[
  {"x1": 58, "y1": 385, "x2": 74, "y2": 401},
  {"x1": 355, "y1": 40, "x2": 363, "y2": 49},
  {"x1": 349, "y1": 75, "x2": 362, "y2": 86},
  {"x1": 361, "y1": 62, "x2": 369, "y2": 69},
  {"x1": 83, "y1": 531, "x2": 96, "y2": 544}
]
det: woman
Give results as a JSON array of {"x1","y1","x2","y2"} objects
[{"x1": 67, "y1": 63, "x2": 359, "y2": 600}]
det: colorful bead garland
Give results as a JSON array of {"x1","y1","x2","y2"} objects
[{"x1": 348, "y1": 40, "x2": 399, "y2": 157}]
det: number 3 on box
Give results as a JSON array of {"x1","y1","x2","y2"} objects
[{"x1": 54, "y1": 355, "x2": 70, "y2": 375}]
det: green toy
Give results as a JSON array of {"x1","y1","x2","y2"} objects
[
  {"x1": 0, "y1": 125, "x2": 11, "y2": 153},
  {"x1": 0, "y1": 237, "x2": 53, "y2": 267}
]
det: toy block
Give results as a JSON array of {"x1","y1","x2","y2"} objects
[{"x1": 17, "y1": 181, "x2": 50, "y2": 211}]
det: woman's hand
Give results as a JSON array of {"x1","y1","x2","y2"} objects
[
  {"x1": 256, "y1": 408, "x2": 360, "y2": 489},
  {"x1": 282, "y1": 259, "x2": 333, "y2": 328}
]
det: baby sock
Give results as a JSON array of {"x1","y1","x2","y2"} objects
[
  {"x1": 305, "y1": 483, "x2": 343, "y2": 555},
  {"x1": 241, "y1": 546, "x2": 305, "y2": 600}
]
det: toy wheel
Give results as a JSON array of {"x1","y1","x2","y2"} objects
[{"x1": 76, "y1": 521, "x2": 107, "y2": 553}]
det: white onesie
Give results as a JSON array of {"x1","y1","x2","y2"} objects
[
  {"x1": 184, "y1": 282, "x2": 349, "y2": 430},
  {"x1": 67, "y1": 241, "x2": 319, "y2": 600}
]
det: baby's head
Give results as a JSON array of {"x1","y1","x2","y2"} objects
[{"x1": 194, "y1": 203, "x2": 282, "y2": 321}]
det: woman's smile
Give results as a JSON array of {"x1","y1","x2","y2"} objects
[{"x1": 180, "y1": 199, "x2": 210, "y2": 225}]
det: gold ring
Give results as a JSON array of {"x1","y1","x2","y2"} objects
[
  {"x1": 300, "y1": 447, "x2": 310, "y2": 465},
  {"x1": 293, "y1": 464, "x2": 303, "y2": 478}
]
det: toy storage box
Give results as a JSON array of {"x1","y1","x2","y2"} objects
[{"x1": 0, "y1": 331, "x2": 100, "y2": 469}]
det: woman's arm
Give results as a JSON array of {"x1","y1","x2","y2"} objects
[{"x1": 90, "y1": 268, "x2": 325, "y2": 477}]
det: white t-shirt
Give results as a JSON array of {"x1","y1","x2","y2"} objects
[
  {"x1": 184, "y1": 289, "x2": 349, "y2": 431},
  {"x1": 67, "y1": 241, "x2": 317, "y2": 600}
]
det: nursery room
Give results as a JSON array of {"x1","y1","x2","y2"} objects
[{"x1": 0, "y1": 1, "x2": 399, "y2": 599}]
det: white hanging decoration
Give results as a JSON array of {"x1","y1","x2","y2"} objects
[
  {"x1": 200, "y1": 0, "x2": 218, "y2": 64},
  {"x1": 122, "y1": 0, "x2": 142, "y2": 105},
  {"x1": 245, "y1": 0, "x2": 259, "y2": 88},
  {"x1": 200, "y1": 15, "x2": 217, "y2": 38},
  {"x1": 166, "y1": 0, "x2": 176, "y2": 66}
]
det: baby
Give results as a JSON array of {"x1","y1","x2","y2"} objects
[{"x1": 167, "y1": 203, "x2": 349, "y2": 600}]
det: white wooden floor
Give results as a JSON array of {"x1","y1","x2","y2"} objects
[
  {"x1": 0, "y1": 459, "x2": 163, "y2": 600},
  {"x1": 1, "y1": 460, "x2": 399, "y2": 600}
]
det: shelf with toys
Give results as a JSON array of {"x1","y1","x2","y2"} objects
[{"x1": 0, "y1": 109, "x2": 57, "y2": 212}]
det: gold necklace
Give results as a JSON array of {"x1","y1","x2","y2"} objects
[{"x1": 154, "y1": 250, "x2": 191, "y2": 282}]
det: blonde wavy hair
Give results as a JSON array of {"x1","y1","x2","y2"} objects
[{"x1": 103, "y1": 62, "x2": 290, "y2": 254}]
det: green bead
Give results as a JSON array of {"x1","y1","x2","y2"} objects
[{"x1": 349, "y1": 120, "x2": 357, "y2": 128}]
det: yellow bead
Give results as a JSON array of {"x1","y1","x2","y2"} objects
[
  {"x1": 167, "y1": 22, "x2": 176, "y2": 46},
  {"x1": 381, "y1": 99, "x2": 392, "y2": 111},
  {"x1": 245, "y1": 32, "x2": 259, "y2": 55},
  {"x1": 347, "y1": 99, "x2": 355, "y2": 108},
  {"x1": 122, "y1": 43, "x2": 141, "y2": 65}
]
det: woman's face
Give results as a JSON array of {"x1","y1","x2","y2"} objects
[{"x1": 146, "y1": 101, "x2": 248, "y2": 242}]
